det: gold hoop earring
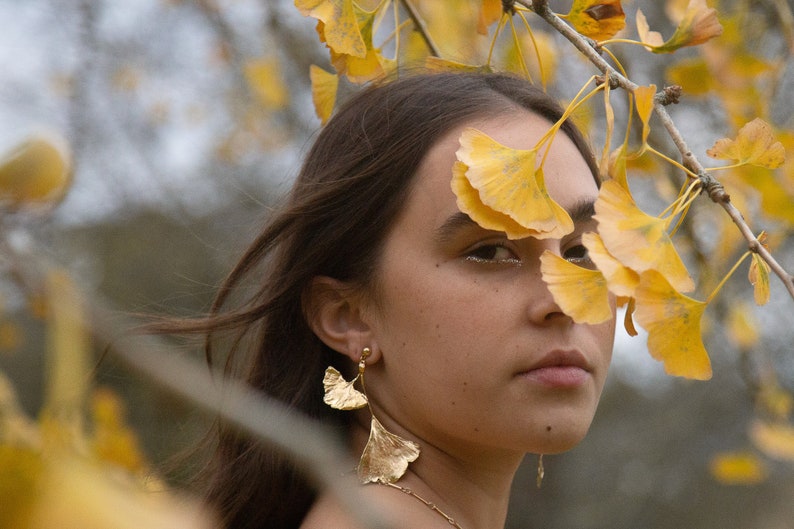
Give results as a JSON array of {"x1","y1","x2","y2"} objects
[{"x1": 323, "y1": 347, "x2": 420, "y2": 483}]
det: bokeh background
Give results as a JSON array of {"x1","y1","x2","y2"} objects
[{"x1": 1, "y1": 1, "x2": 793, "y2": 527}]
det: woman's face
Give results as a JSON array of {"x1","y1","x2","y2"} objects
[{"x1": 363, "y1": 110, "x2": 615, "y2": 459}]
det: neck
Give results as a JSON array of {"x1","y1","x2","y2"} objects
[{"x1": 351, "y1": 416, "x2": 525, "y2": 529}]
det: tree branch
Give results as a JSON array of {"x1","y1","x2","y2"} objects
[
  {"x1": 399, "y1": 0, "x2": 441, "y2": 57},
  {"x1": 520, "y1": 0, "x2": 794, "y2": 302}
]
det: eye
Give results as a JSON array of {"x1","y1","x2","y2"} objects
[
  {"x1": 563, "y1": 244, "x2": 595, "y2": 268},
  {"x1": 464, "y1": 243, "x2": 520, "y2": 264}
]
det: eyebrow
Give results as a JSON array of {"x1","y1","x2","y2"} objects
[{"x1": 435, "y1": 198, "x2": 597, "y2": 243}]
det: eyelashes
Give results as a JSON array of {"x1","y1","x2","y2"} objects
[{"x1": 463, "y1": 242, "x2": 594, "y2": 267}]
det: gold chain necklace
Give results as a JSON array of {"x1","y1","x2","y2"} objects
[{"x1": 379, "y1": 482, "x2": 464, "y2": 528}]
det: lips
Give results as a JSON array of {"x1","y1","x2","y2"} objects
[{"x1": 519, "y1": 349, "x2": 592, "y2": 388}]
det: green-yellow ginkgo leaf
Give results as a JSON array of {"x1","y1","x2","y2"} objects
[
  {"x1": 707, "y1": 118, "x2": 786, "y2": 169},
  {"x1": 633, "y1": 270, "x2": 712, "y2": 380},
  {"x1": 358, "y1": 416, "x2": 420, "y2": 484},
  {"x1": 539, "y1": 250, "x2": 613, "y2": 324},
  {"x1": 636, "y1": 0, "x2": 722, "y2": 54},
  {"x1": 594, "y1": 180, "x2": 695, "y2": 292},
  {"x1": 563, "y1": 0, "x2": 626, "y2": 41},
  {"x1": 582, "y1": 231, "x2": 640, "y2": 297},
  {"x1": 322, "y1": 367, "x2": 367, "y2": 410},
  {"x1": 455, "y1": 128, "x2": 573, "y2": 239},
  {"x1": 309, "y1": 64, "x2": 339, "y2": 125},
  {"x1": 296, "y1": 0, "x2": 366, "y2": 58},
  {"x1": 748, "y1": 252, "x2": 771, "y2": 306}
]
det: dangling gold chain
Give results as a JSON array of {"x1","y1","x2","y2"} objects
[{"x1": 378, "y1": 482, "x2": 464, "y2": 528}]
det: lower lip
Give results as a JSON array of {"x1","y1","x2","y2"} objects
[{"x1": 521, "y1": 366, "x2": 589, "y2": 388}]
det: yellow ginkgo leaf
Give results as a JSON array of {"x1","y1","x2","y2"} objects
[
  {"x1": 451, "y1": 162, "x2": 536, "y2": 239},
  {"x1": 321, "y1": 4, "x2": 392, "y2": 83},
  {"x1": 295, "y1": 0, "x2": 366, "y2": 58},
  {"x1": 709, "y1": 451, "x2": 767, "y2": 485},
  {"x1": 636, "y1": 0, "x2": 722, "y2": 53},
  {"x1": 582, "y1": 232, "x2": 640, "y2": 297},
  {"x1": 748, "y1": 253, "x2": 771, "y2": 306},
  {"x1": 358, "y1": 416, "x2": 420, "y2": 484},
  {"x1": 309, "y1": 65, "x2": 338, "y2": 125},
  {"x1": 0, "y1": 133, "x2": 72, "y2": 209},
  {"x1": 0, "y1": 444, "x2": 43, "y2": 529},
  {"x1": 244, "y1": 57, "x2": 289, "y2": 109},
  {"x1": 477, "y1": 0, "x2": 503, "y2": 35},
  {"x1": 594, "y1": 180, "x2": 695, "y2": 293},
  {"x1": 455, "y1": 128, "x2": 573, "y2": 239},
  {"x1": 633, "y1": 270, "x2": 712, "y2": 380},
  {"x1": 707, "y1": 118, "x2": 786, "y2": 169},
  {"x1": 562, "y1": 0, "x2": 626, "y2": 41},
  {"x1": 539, "y1": 250, "x2": 613, "y2": 324},
  {"x1": 322, "y1": 367, "x2": 368, "y2": 410},
  {"x1": 634, "y1": 84, "x2": 656, "y2": 144},
  {"x1": 750, "y1": 420, "x2": 794, "y2": 461}
]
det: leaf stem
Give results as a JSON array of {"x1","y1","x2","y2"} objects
[{"x1": 707, "y1": 251, "x2": 752, "y2": 305}]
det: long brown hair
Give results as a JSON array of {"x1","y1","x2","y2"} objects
[{"x1": 169, "y1": 72, "x2": 598, "y2": 529}]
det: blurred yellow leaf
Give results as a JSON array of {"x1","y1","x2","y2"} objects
[
  {"x1": 454, "y1": 128, "x2": 573, "y2": 239},
  {"x1": 477, "y1": 0, "x2": 502, "y2": 35},
  {"x1": 636, "y1": 0, "x2": 722, "y2": 53},
  {"x1": 633, "y1": 270, "x2": 712, "y2": 380},
  {"x1": 41, "y1": 271, "x2": 90, "y2": 449},
  {"x1": 424, "y1": 56, "x2": 489, "y2": 73},
  {"x1": 0, "y1": 134, "x2": 72, "y2": 209},
  {"x1": 582, "y1": 231, "x2": 640, "y2": 297},
  {"x1": 539, "y1": 251, "x2": 612, "y2": 324},
  {"x1": 594, "y1": 180, "x2": 694, "y2": 293},
  {"x1": 707, "y1": 118, "x2": 785, "y2": 169},
  {"x1": 634, "y1": 84, "x2": 656, "y2": 144},
  {"x1": 750, "y1": 420, "x2": 794, "y2": 461},
  {"x1": 725, "y1": 303, "x2": 758, "y2": 350},
  {"x1": 709, "y1": 451, "x2": 767, "y2": 485},
  {"x1": 562, "y1": 0, "x2": 626, "y2": 41},
  {"x1": 244, "y1": 57, "x2": 289, "y2": 109},
  {"x1": 29, "y1": 456, "x2": 219, "y2": 529},
  {"x1": 666, "y1": 58, "x2": 713, "y2": 95},
  {"x1": 0, "y1": 444, "x2": 43, "y2": 528},
  {"x1": 90, "y1": 388, "x2": 148, "y2": 474},
  {"x1": 295, "y1": 0, "x2": 366, "y2": 57},
  {"x1": 309, "y1": 64, "x2": 339, "y2": 125},
  {"x1": 501, "y1": 30, "x2": 558, "y2": 87}
]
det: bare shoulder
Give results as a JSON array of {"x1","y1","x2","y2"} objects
[{"x1": 300, "y1": 484, "x2": 450, "y2": 529}]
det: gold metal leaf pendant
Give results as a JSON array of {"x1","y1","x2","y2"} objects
[
  {"x1": 322, "y1": 367, "x2": 368, "y2": 410},
  {"x1": 357, "y1": 416, "x2": 420, "y2": 484}
]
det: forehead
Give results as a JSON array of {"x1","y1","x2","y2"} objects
[{"x1": 404, "y1": 111, "x2": 599, "y2": 227}]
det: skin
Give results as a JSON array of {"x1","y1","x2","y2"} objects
[{"x1": 303, "y1": 110, "x2": 616, "y2": 529}]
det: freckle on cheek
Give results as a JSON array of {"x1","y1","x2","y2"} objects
[{"x1": 546, "y1": 426, "x2": 552, "y2": 432}]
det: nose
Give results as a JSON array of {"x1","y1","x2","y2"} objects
[{"x1": 524, "y1": 248, "x2": 572, "y2": 325}]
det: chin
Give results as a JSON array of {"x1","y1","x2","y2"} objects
[{"x1": 529, "y1": 418, "x2": 595, "y2": 455}]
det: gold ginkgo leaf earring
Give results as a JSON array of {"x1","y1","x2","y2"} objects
[{"x1": 322, "y1": 347, "x2": 420, "y2": 484}]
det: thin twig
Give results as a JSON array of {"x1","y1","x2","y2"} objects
[
  {"x1": 398, "y1": 0, "x2": 441, "y2": 57},
  {"x1": 520, "y1": 0, "x2": 794, "y2": 302}
]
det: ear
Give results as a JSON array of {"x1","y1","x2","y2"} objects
[{"x1": 305, "y1": 276, "x2": 380, "y2": 364}]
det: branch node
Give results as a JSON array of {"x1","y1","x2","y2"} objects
[
  {"x1": 658, "y1": 85, "x2": 683, "y2": 105},
  {"x1": 502, "y1": 0, "x2": 516, "y2": 15},
  {"x1": 698, "y1": 171, "x2": 731, "y2": 204},
  {"x1": 596, "y1": 72, "x2": 620, "y2": 89}
]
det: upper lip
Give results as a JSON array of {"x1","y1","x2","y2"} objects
[{"x1": 522, "y1": 349, "x2": 591, "y2": 373}]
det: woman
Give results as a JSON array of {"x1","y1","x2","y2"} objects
[{"x1": 182, "y1": 72, "x2": 615, "y2": 529}]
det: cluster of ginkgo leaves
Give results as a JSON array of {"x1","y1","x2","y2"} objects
[{"x1": 294, "y1": 0, "x2": 794, "y2": 484}]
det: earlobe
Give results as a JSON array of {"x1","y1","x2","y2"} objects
[{"x1": 305, "y1": 276, "x2": 378, "y2": 363}]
